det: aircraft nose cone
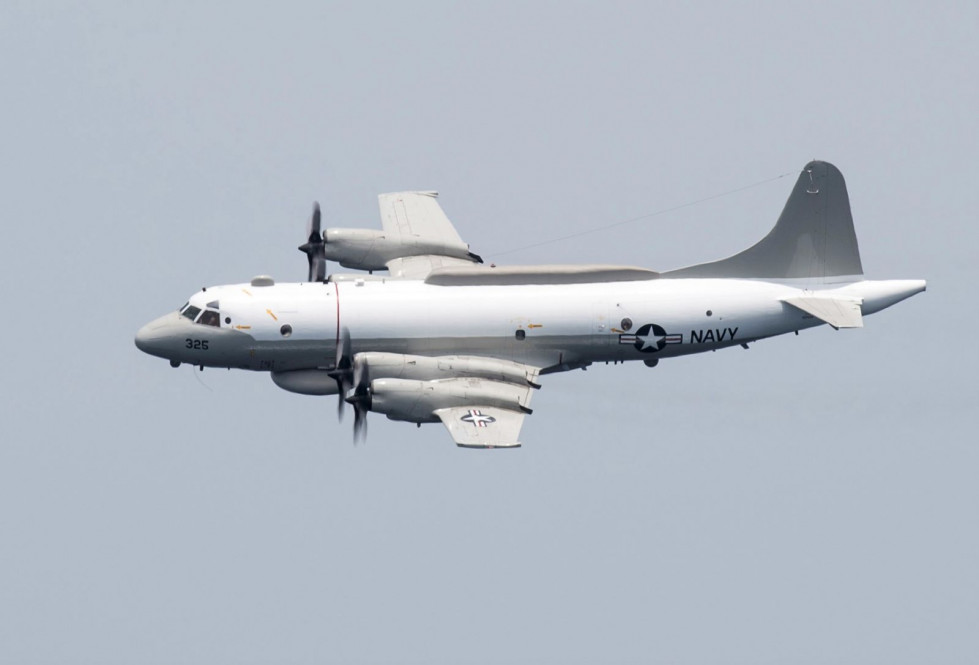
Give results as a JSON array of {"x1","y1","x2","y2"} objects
[
  {"x1": 134, "y1": 323, "x2": 153, "y2": 352},
  {"x1": 135, "y1": 313, "x2": 178, "y2": 357}
]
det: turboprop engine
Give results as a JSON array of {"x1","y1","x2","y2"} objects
[
  {"x1": 297, "y1": 199, "x2": 482, "y2": 281},
  {"x1": 322, "y1": 228, "x2": 480, "y2": 272},
  {"x1": 356, "y1": 377, "x2": 534, "y2": 425},
  {"x1": 271, "y1": 354, "x2": 541, "y2": 397},
  {"x1": 332, "y1": 352, "x2": 541, "y2": 441},
  {"x1": 351, "y1": 353, "x2": 541, "y2": 387}
]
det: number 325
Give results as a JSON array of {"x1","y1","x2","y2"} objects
[{"x1": 185, "y1": 338, "x2": 209, "y2": 350}]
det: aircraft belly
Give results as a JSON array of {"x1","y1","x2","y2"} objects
[{"x1": 248, "y1": 339, "x2": 335, "y2": 371}]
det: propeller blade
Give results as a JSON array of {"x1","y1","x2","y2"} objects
[
  {"x1": 336, "y1": 378, "x2": 346, "y2": 422},
  {"x1": 335, "y1": 327, "x2": 350, "y2": 370},
  {"x1": 310, "y1": 255, "x2": 326, "y2": 283},
  {"x1": 333, "y1": 328, "x2": 353, "y2": 422},
  {"x1": 346, "y1": 387, "x2": 371, "y2": 445},
  {"x1": 353, "y1": 405, "x2": 368, "y2": 444},
  {"x1": 298, "y1": 201, "x2": 327, "y2": 282},
  {"x1": 346, "y1": 356, "x2": 371, "y2": 445},
  {"x1": 352, "y1": 355, "x2": 368, "y2": 394},
  {"x1": 306, "y1": 201, "x2": 321, "y2": 242}
]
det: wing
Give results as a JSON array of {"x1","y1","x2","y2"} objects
[
  {"x1": 350, "y1": 353, "x2": 540, "y2": 448},
  {"x1": 378, "y1": 191, "x2": 464, "y2": 242},
  {"x1": 377, "y1": 191, "x2": 482, "y2": 279},
  {"x1": 386, "y1": 254, "x2": 479, "y2": 280},
  {"x1": 435, "y1": 406, "x2": 527, "y2": 449}
]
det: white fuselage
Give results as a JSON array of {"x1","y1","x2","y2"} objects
[
  {"x1": 133, "y1": 163, "x2": 927, "y2": 446},
  {"x1": 135, "y1": 276, "x2": 927, "y2": 374}
]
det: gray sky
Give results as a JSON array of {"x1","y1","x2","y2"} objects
[{"x1": 1, "y1": 2, "x2": 976, "y2": 663}]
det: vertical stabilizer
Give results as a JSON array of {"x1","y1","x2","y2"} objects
[{"x1": 663, "y1": 161, "x2": 863, "y2": 281}]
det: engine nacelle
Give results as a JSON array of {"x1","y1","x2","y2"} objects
[
  {"x1": 322, "y1": 228, "x2": 477, "y2": 271},
  {"x1": 271, "y1": 369, "x2": 339, "y2": 396},
  {"x1": 367, "y1": 377, "x2": 533, "y2": 424},
  {"x1": 354, "y1": 352, "x2": 540, "y2": 387}
]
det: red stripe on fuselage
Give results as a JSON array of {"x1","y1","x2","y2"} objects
[{"x1": 334, "y1": 281, "x2": 341, "y2": 346}]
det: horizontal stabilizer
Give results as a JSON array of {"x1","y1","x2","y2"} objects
[{"x1": 783, "y1": 295, "x2": 864, "y2": 329}]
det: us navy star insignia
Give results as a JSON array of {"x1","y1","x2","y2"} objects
[
  {"x1": 637, "y1": 329, "x2": 665, "y2": 350},
  {"x1": 620, "y1": 323, "x2": 682, "y2": 353}
]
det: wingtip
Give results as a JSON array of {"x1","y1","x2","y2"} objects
[{"x1": 456, "y1": 442, "x2": 522, "y2": 449}]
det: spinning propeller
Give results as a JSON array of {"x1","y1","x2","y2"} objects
[
  {"x1": 328, "y1": 328, "x2": 353, "y2": 421},
  {"x1": 298, "y1": 202, "x2": 327, "y2": 282},
  {"x1": 327, "y1": 328, "x2": 371, "y2": 443},
  {"x1": 346, "y1": 356, "x2": 371, "y2": 443}
]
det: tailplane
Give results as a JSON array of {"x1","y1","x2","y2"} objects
[{"x1": 663, "y1": 161, "x2": 863, "y2": 281}]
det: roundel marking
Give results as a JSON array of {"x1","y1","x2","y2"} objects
[
  {"x1": 619, "y1": 323, "x2": 682, "y2": 353},
  {"x1": 633, "y1": 323, "x2": 669, "y2": 353},
  {"x1": 461, "y1": 409, "x2": 496, "y2": 428}
]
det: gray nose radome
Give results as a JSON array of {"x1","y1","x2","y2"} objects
[
  {"x1": 135, "y1": 313, "x2": 182, "y2": 358},
  {"x1": 135, "y1": 323, "x2": 154, "y2": 353}
]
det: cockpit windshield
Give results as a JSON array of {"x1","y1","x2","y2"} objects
[
  {"x1": 180, "y1": 300, "x2": 221, "y2": 327},
  {"x1": 198, "y1": 310, "x2": 220, "y2": 327}
]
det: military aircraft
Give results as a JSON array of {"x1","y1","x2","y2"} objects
[{"x1": 135, "y1": 161, "x2": 925, "y2": 448}]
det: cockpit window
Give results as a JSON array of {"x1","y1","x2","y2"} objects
[
  {"x1": 206, "y1": 300, "x2": 220, "y2": 309},
  {"x1": 179, "y1": 302, "x2": 190, "y2": 313},
  {"x1": 182, "y1": 305, "x2": 201, "y2": 321},
  {"x1": 198, "y1": 310, "x2": 221, "y2": 327}
]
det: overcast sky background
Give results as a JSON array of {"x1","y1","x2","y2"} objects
[{"x1": 1, "y1": 2, "x2": 976, "y2": 663}]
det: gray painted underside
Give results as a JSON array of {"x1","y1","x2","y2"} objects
[{"x1": 247, "y1": 326, "x2": 820, "y2": 374}]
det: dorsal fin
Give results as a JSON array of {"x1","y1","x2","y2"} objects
[{"x1": 663, "y1": 161, "x2": 863, "y2": 281}]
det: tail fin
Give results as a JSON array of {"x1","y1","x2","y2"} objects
[{"x1": 663, "y1": 161, "x2": 863, "y2": 281}]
